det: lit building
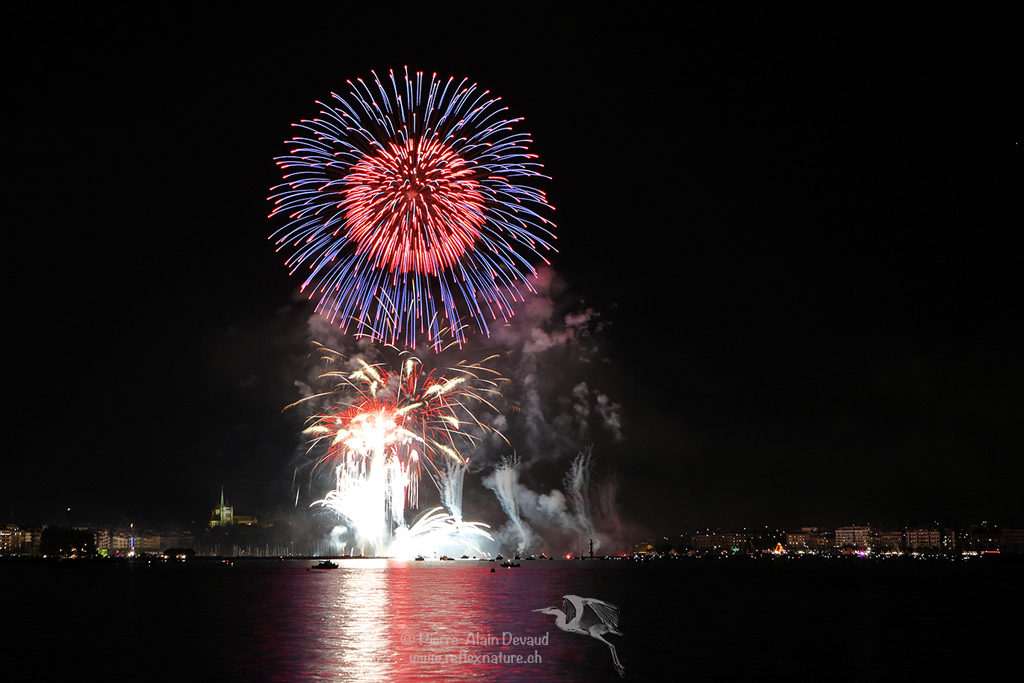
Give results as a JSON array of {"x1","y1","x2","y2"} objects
[
  {"x1": 690, "y1": 531, "x2": 750, "y2": 552},
  {"x1": 786, "y1": 527, "x2": 831, "y2": 552},
  {"x1": 0, "y1": 524, "x2": 41, "y2": 555},
  {"x1": 92, "y1": 526, "x2": 113, "y2": 553},
  {"x1": 835, "y1": 525, "x2": 874, "y2": 550},
  {"x1": 942, "y1": 528, "x2": 957, "y2": 552},
  {"x1": 785, "y1": 529, "x2": 811, "y2": 550},
  {"x1": 905, "y1": 525, "x2": 940, "y2": 552},
  {"x1": 875, "y1": 528, "x2": 904, "y2": 552},
  {"x1": 210, "y1": 488, "x2": 258, "y2": 527},
  {"x1": 633, "y1": 541, "x2": 656, "y2": 555}
]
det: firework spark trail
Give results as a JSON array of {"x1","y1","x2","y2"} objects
[
  {"x1": 269, "y1": 67, "x2": 556, "y2": 351},
  {"x1": 487, "y1": 455, "x2": 536, "y2": 555},
  {"x1": 389, "y1": 506, "x2": 494, "y2": 560},
  {"x1": 595, "y1": 470, "x2": 623, "y2": 551},
  {"x1": 439, "y1": 459, "x2": 467, "y2": 524},
  {"x1": 564, "y1": 447, "x2": 598, "y2": 554},
  {"x1": 300, "y1": 343, "x2": 504, "y2": 555}
]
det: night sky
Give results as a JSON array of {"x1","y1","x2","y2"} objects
[{"x1": 8, "y1": 9, "x2": 1021, "y2": 539}]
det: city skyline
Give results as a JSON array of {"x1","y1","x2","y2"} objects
[{"x1": 6, "y1": 512, "x2": 1020, "y2": 559}]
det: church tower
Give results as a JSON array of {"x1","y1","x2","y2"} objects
[{"x1": 211, "y1": 487, "x2": 234, "y2": 527}]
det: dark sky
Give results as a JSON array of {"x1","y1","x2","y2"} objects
[{"x1": 7, "y1": 8, "x2": 1021, "y2": 538}]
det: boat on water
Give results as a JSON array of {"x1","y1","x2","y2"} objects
[
  {"x1": 312, "y1": 560, "x2": 339, "y2": 569},
  {"x1": 500, "y1": 560, "x2": 521, "y2": 568}
]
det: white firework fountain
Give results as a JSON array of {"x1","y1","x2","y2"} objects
[{"x1": 301, "y1": 347, "x2": 501, "y2": 558}]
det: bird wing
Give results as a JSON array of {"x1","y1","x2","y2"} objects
[
  {"x1": 583, "y1": 598, "x2": 621, "y2": 631},
  {"x1": 561, "y1": 596, "x2": 578, "y2": 625}
]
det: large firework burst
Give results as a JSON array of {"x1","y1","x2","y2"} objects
[
  {"x1": 294, "y1": 343, "x2": 505, "y2": 552},
  {"x1": 269, "y1": 68, "x2": 556, "y2": 350}
]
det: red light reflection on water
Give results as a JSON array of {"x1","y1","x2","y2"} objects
[{"x1": 290, "y1": 559, "x2": 613, "y2": 681}]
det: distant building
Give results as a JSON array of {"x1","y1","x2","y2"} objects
[
  {"x1": 963, "y1": 523, "x2": 1000, "y2": 552},
  {"x1": 633, "y1": 541, "x2": 655, "y2": 555},
  {"x1": 135, "y1": 531, "x2": 163, "y2": 553},
  {"x1": 836, "y1": 525, "x2": 874, "y2": 550},
  {"x1": 0, "y1": 524, "x2": 41, "y2": 555},
  {"x1": 691, "y1": 531, "x2": 750, "y2": 553},
  {"x1": 161, "y1": 531, "x2": 195, "y2": 549},
  {"x1": 875, "y1": 528, "x2": 904, "y2": 552},
  {"x1": 942, "y1": 528, "x2": 957, "y2": 553},
  {"x1": 906, "y1": 525, "x2": 940, "y2": 551},
  {"x1": 785, "y1": 529, "x2": 811, "y2": 550},
  {"x1": 690, "y1": 532, "x2": 723, "y2": 551},
  {"x1": 210, "y1": 488, "x2": 258, "y2": 527},
  {"x1": 86, "y1": 525, "x2": 194, "y2": 556},
  {"x1": 92, "y1": 526, "x2": 113, "y2": 553},
  {"x1": 786, "y1": 527, "x2": 831, "y2": 552},
  {"x1": 1000, "y1": 527, "x2": 1024, "y2": 554}
]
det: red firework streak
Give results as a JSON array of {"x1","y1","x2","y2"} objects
[{"x1": 299, "y1": 345, "x2": 507, "y2": 507}]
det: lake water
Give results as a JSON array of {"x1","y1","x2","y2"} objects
[{"x1": 6, "y1": 556, "x2": 1021, "y2": 681}]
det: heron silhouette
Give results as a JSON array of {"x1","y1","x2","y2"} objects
[{"x1": 534, "y1": 595, "x2": 625, "y2": 677}]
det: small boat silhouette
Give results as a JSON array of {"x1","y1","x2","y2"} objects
[{"x1": 312, "y1": 560, "x2": 338, "y2": 569}]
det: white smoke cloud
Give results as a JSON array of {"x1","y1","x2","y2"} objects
[
  {"x1": 481, "y1": 456, "x2": 538, "y2": 555},
  {"x1": 464, "y1": 268, "x2": 623, "y2": 468},
  {"x1": 572, "y1": 381, "x2": 592, "y2": 442},
  {"x1": 595, "y1": 392, "x2": 624, "y2": 442},
  {"x1": 479, "y1": 448, "x2": 626, "y2": 556}
]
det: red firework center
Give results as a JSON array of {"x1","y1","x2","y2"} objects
[{"x1": 341, "y1": 137, "x2": 486, "y2": 276}]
